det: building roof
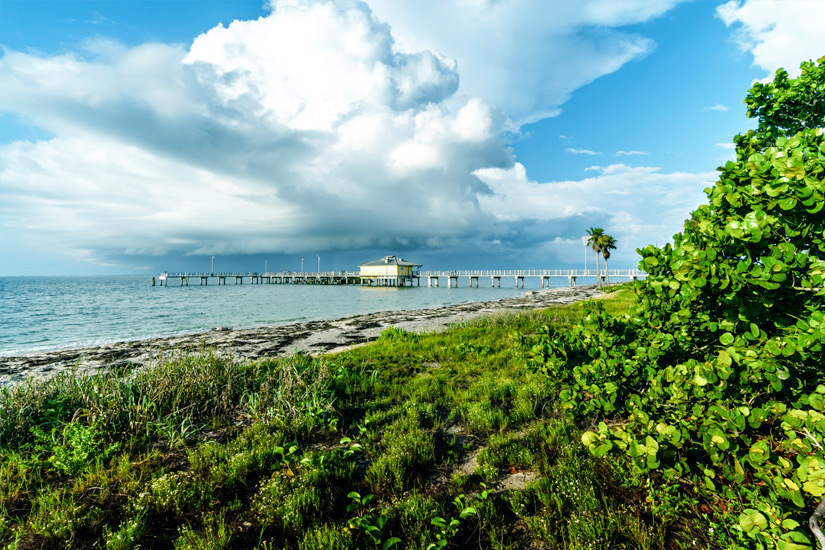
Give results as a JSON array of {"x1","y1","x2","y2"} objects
[{"x1": 359, "y1": 255, "x2": 422, "y2": 267}]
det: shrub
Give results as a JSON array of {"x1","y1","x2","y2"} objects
[
  {"x1": 530, "y1": 57, "x2": 825, "y2": 549},
  {"x1": 32, "y1": 420, "x2": 120, "y2": 476}
]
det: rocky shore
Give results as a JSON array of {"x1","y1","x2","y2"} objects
[{"x1": 0, "y1": 285, "x2": 605, "y2": 385}]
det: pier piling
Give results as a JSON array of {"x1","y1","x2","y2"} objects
[{"x1": 155, "y1": 269, "x2": 641, "y2": 289}]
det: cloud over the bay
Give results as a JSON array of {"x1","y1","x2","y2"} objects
[
  {"x1": 0, "y1": 0, "x2": 513, "y2": 263},
  {"x1": 474, "y1": 162, "x2": 715, "y2": 266},
  {"x1": 0, "y1": 0, "x2": 700, "y2": 271}
]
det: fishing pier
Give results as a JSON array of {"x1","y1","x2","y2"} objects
[{"x1": 155, "y1": 269, "x2": 641, "y2": 288}]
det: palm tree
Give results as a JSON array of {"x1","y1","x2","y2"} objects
[
  {"x1": 586, "y1": 227, "x2": 605, "y2": 288},
  {"x1": 601, "y1": 235, "x2": 617, "y2": 285}
]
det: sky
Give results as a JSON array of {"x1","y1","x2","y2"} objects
[{"x1": 1, "y1": 0, "x2": 824, "y2": 276}]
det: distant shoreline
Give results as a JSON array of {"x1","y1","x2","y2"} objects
[{"x1": 0, "y1": 285, "x2": 605, "y2": 385}]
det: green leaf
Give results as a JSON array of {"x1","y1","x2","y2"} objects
[
  {"x1": 777, "y1": 530, "x2": 814, "y2": 550},
  {"x1": 719, "y1": 332, "x2": 734, "y2": 346},
  {"x1": 766, "y1": 340, "x2": 782, "y2": 355},
  {"x1": 739, "y1": 510, "x2": 768, "y2": 532},
  {"x1": 803, "y1": 480, "x2": 825, "y2": 497},
  {"x1": 777, "y1": 541, "x2": 813, "y2": 550},
  {"x1": 778, "y1": 196, "x2": 798, "y2": 210},
  {"x1": 592, "y1": 441, "x2": 613, "y2": 457},
  {"x1": 717, "y1": 350, "x2": 732, "y2": 368}
]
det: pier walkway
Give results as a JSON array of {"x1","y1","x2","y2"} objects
[
  {"x1": 155, "y1": 269, "x2": 641, "y2": 288},
  {"x1": 155, "y1": 271, "x2": 360, "y2": 286}
]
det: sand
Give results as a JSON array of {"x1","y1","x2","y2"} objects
[{"x1": 0, "y1": 285, "x2": 606, "y2": 385}]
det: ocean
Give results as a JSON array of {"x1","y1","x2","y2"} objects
[{"x1": 0, "y1": 275, "x2": 578, "y2": 356}]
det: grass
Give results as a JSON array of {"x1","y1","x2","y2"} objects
[{"x1": 0, "y1": 286, "x2": 718, "y2": 549}]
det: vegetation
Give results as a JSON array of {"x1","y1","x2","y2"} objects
[
  {"x1": 1, "y1": 287, "x2": 714, "y2": 549},
  {"x1": 534, "y1": 57, "x2": 825, "y2": 550},
  {"x1": 1, "y1": 56, "x2": 822, "y2": 550}
]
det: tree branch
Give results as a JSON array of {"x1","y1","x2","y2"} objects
[{"x1": 811, "y1": 496, "x2": 825, "y2": 549}]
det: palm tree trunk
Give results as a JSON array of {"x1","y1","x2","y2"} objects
[
  {"x1": 594, "y1": 251, "x2": 601, "y2": 288},
  {"x1": 605, "y1": 258, "x2": 610, "y2": 286}
]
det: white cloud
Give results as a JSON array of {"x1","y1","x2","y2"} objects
[
  {"x1": 717, "y1": 0, "x2": 825, "y2": 77},
  {"x1": 474, "y1": 162, "x2": 714, "y2": 266},
  {"x1": 1, "y1": 137, "x2": 298, "y2": 257},
  {"x1": 614, "y1": 150, "x2": 647, "y2": 156},
  {"x1": 703, "y1": 103, "x2": 729, "y2": 112},
  {"x1": 366, "y1": 0, "x2": 685, "y2": 124},
  {"x1": 0, "y1": 0, "x2": 511, "y2": 265},
  {"x1": 87, "y1": 12, "x2": 114, "y2": 26},
  {"x1": 566, "y1": 148, "x2": 601, "y2": 155},
  {"x1": 715, "y1": 142, "x2": 736, "y2": 150},
  {"x1": 185, "y1": 1, "x2": 460, "y2": 131},
  {"x1": 0, "y1": 0, "x2": 694, "y2": 271}
]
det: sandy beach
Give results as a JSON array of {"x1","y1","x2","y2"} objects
[{"x1": 0, "y1": 285, "x2": 605, "y2": 385}]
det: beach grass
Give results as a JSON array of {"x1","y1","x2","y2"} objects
[{"x1": 0, "y1": 285, "x2": 715, "y2": 549}]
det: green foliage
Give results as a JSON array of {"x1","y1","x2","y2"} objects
[
  {"x1": 738, "y1": 56, "x2": 825, "y2": 152},
  {"x1": 188, "y1": 423, "x2": 290, "y2": 490},
  {"x1": 298, "y1": 523, "x2": 354, "y2": 550},
  {"x1": 32, "y1": 420, "x2": 120, "y2": 476},
  {"x1": 452, "y1": 377, "x2": 516, "y2": 434},
  {"x1": 148, "y1": 470, "x2": 214, "y2": 521},
  {"x1": 366, "y1": 415, "x2": 435, "y2": 494},
  {"x1": 385, "y1": 493, "x2": 444, "y2": 550},
  {"x1": 477, "y1": 420, "x2": 576, "y2": 475},
  {"x1": 174, "y1": 510, "x2": 232, "y2": 550},
  {"x1": 378, "y1": 326, "x2": 418, "y2": 343},
  {"x1": 0, "y1": 352, "x2": 335, "y2": 460},
  {"x1": 345, "y1": 492, "x2": 401, "y2": 549},
  {"x1": 527, "y1": 58, "x2": 825, "y2": 549},
  {"x1": 102, "y1": 513, "x2": 146, "y2": 550},
  {"x1": 426, "y1": 495, "x2": 478, "y2": 550},
  {"x1": 0, "y1": 285, "x2": 665, "y2": 550},
  {"x1": 253, "y1": 448, "x2": 355, "y2": 536}
]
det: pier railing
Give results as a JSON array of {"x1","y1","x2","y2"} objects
[
  {"x1": 419, "y1": 269, "x2": 639, "y2": 277},
  {"x1": 155, "y1": 268, "x2": 642, "y2": 287},
  {"x1": 160, "y1": 268, "x2": 640, "y2": 278},
  {"x1": 160, "y1": 271, "x2": 360, "y2": 278}
]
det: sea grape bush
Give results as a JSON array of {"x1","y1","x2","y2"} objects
[{"x1": 527, "y1": 57, "x2": 825, "y2": 549}]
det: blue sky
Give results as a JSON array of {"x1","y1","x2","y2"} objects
[{"x1": 1, "y1": 0, "x2": 824, "y2": 275}]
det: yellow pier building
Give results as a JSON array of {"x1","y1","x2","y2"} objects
[{"x1": 359, "y1": 255, "x2": 421, "y2": 287}]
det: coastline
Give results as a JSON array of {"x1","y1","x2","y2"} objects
[{"x1": 0, "y1": 285, "x2": 605, "y2": 385}]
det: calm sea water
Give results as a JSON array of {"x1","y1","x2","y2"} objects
[{"x1": 0, "y1": 275, "x2": 574, "y2": 356}]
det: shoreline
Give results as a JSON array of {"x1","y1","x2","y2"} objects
[{"x1": 0, "y1": 285, "x2": 605, "y2": 385}]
